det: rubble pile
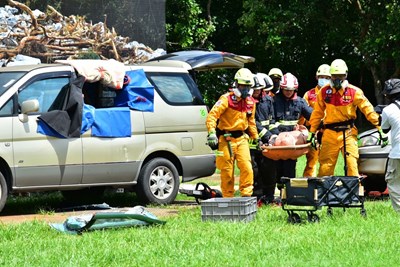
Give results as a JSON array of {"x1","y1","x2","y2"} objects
[{"x1": 0, "y1": 0, "x2": 165, "y2": 66}]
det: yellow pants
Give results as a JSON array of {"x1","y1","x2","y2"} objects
[
  {"x1": 216, "y1": 135, "x2": 253, "y2": 197},
  {"x1": 303, "y1": 148, "x2": 319, "y2": 177},
  {"x1": 318, "y1": 128, "x2": 359, "y2": 177}
]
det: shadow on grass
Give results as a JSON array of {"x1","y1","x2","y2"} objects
[{"x1": 1, "y1": 190, "x2": 141, "y2": 216}]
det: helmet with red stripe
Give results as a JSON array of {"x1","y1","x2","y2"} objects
[{"x1": 280, "y1": 73, "x2": 298, "y2": 91}]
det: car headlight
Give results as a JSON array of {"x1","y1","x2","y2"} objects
[{"x1": 358, "y1": 135, "x2": 380, "y2": 147}]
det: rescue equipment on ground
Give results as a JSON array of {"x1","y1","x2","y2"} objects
[
  {"x1": 179, "y1": 182, "x2": 222, "y2": 204},
  {"x1": 50, "y1": 206, "x2": 166, "y2": 234}
]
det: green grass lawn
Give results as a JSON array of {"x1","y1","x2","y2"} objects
[
  {"x1": 0, "y1": 199, "x2": 398, "y2": 266},
  {"x1": 0, "y1": 154, "x2": 396, "y2": 267}
]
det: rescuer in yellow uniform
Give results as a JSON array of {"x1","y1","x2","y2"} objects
[
  {"x1": 307, "y1": 59, "x2": 385, "y2": 176},
  {"x1": 206, "y1": 68, "x2": 259, "y2": 197},
  {"x1": 300, "y1": 64, "x2": 331, "y2": 177}
]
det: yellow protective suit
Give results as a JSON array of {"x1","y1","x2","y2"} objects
[
  {"x1": 309, "y1": 82, "x2": 381, "y2": 176},
  {"x1": 206, "y1": 92, "x2": 258, "y2": 197},
  {"x1": 302, "y1": 86, "x2": 319, "y2": 177}
]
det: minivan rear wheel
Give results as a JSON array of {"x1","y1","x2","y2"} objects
[
  {"x1": 136, "y1": 158, "x2": 179, "y2": 205},
  {"x1": 0, "y1": 172, "x2": 8, "y2": 213}
]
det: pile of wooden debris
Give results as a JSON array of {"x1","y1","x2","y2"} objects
[{"x1": 0, "y1": 0, "x2": 165, "y2": 66}]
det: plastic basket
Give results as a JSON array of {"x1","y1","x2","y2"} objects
[{"x1": 201, "y1": 197, "x2": 257, "y2": 222}]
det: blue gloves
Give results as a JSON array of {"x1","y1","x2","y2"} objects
[
  {"x1": 207, "y1": 131, "x2": 218, "y2": 150},
  {"x1": 378, "y1": 129, "x2": 389, "y2": 148}
]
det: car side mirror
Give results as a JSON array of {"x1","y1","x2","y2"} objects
[{"x1": 19, "y1": 99, "x2": 39, "y2": 123}]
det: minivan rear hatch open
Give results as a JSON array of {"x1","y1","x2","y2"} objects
[{"x1": 144, "y1": 50, "x2": 255, "y2": 71}]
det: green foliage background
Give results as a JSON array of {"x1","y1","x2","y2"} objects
[
  {"x1": 165, "y1": 0, "x2": 400, "y2": 107},
  {"x1": 2, "y1": 0, "x2": 400, "y2": 107}
]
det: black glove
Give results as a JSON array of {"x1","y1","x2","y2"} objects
[
  {"x1": 261, "y1": 135, "x2": 270, "y2": 144},
  {"x1": 257, "y1": 138, "x2": 264, "y2": 151},
  {"x1": 207, "y1": 131, "x2": 218, "y2": 150},
  {"x1": 307, "y1": 132, "x2": 317, "y2": 149},
  {"x1": 378, "y1": 129, "x2": 389, "y2": 148}
]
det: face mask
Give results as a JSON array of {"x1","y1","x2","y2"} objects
[
  {"x1": 273, "y1": 80, "x2": 280, "y2": 89},
  {"x1": 241, "y1": 88, "x2": 250, "y2": 98},
  {"x1": 318, "y1": 78, "x2": 330, "y2": 88},
  {"x1": 233, "y1": 87, "x2": 252, "y2": 98},
  {"x1": 240, "y1": 88, "x2": 251, "y2": 98},
  {"x1": 332, "y1": 78, "x2": 343, "y2": 89}
]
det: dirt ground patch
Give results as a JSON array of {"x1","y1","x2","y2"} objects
[
  {"x1": 0, "y1": 207, "x2": 181, "y2": 225},
  {"x1": 0, "y1": 177, "x2": 216, "y2": 225}
]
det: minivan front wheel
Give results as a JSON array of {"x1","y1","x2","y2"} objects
[
  {"x1": 0, "y1": 172, "x2": 8, "y2": 212},
  {"x1": 136, "y1": 158, "x2": 179, "y2": 205}
]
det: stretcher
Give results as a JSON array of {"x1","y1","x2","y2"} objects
[
  {"x1": 261, "y1": 143, "x2": 310, "y2": 160},
  {"x1": 260, "y1": 125, "x2": 311, "y2": 160}
]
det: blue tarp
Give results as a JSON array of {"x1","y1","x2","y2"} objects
[
  {"x1": 81, "y1": 103, "x2": 95, "y2": 134},
  {"x1": 38, "y1": 69, "x2": 153, "y2": 138},
  {"x1": 91, "y1": 107, "x2": 131, "y2": 137},
  {"x1": 39, "y1": 105, "x2": 131, "y2": 138},
  {"x1": 115, "y1": 69, "x2": 154, "y2": 112},
  {"x1": 37, "y1": 118, "x2": 67, "y2": 138}
]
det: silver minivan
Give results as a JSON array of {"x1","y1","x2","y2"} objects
[{"x1": 0, "y1": 51, "x2": 253, "y2": 212}]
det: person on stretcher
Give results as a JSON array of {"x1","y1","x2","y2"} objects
[{"x1": 271, "y1": 73, "x2": 313, "y2": 188}]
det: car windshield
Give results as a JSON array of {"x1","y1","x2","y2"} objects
[{"x1": 0, "y1": 71, "x2": 26, "y2": 96}]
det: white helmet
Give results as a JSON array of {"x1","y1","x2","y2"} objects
[
  {"x1": 234, "y1": 68, "x2": 254, "y2": 86},
  {"x1": 316, "y1": 64, "x2": 331, "y2": 77},
  {"x1": 330, "y1": 59, "x2": 348, "y2": 76},
  {"x1": 280, "y1": 73, "x2": 299, "y2": 91},
  {"x1": 268, "y1": 68, "x2": 283, "y2": 79},
  {"x1": 233, "y1": 68, "x2": 254, "y2": 98},
  {"x1": 254, "y1": 73, "x2": 273, "y2": 91}
]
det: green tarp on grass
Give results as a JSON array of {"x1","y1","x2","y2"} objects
[{"x1": 50, "y1": 206, "x2": 166, "y2": 235}]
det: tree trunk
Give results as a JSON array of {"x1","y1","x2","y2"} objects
[{"x1": 369, "y1": 65, "x2": 384, "y2": 105}]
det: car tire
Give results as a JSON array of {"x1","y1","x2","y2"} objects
[
  {"x1": 136, "y1": 158, "x2": 179, "y2": 205},
  {"x1": 0, "y1": 172, "x2": 8, "y2": 212}
]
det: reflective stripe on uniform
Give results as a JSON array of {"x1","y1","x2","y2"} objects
[
  {"x1": 248, "y1": 138, "x2": 258, "y2": 150},
  {"x1": 258, "y1": 128, "x2": 267, "y2": 138},
  {"x1": 269, "y1": 124, "x2": 278, "y2": 130},
  {"x1": 249, "y1": 144, "x2": 257, "y2": 150},
  {"x1": 215, "y1": 150, "x2": 224, "y2": 157},
  {"x1": 261, "y1": 120, "x2": 270, "y2": 126},
  {"x1": 278, "y1": 120, "x2": 298, "y2": 126}
]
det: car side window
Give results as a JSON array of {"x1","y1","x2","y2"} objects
[
  {"x1": 0, "y1": 98, "x2": 13, "y2": 116},
  {"x1": 147, "y1": 73, "x2": 204, "y2": 105},
  {"x1": 18, "y1": 77, "x2": 70, "y2": 113}
]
